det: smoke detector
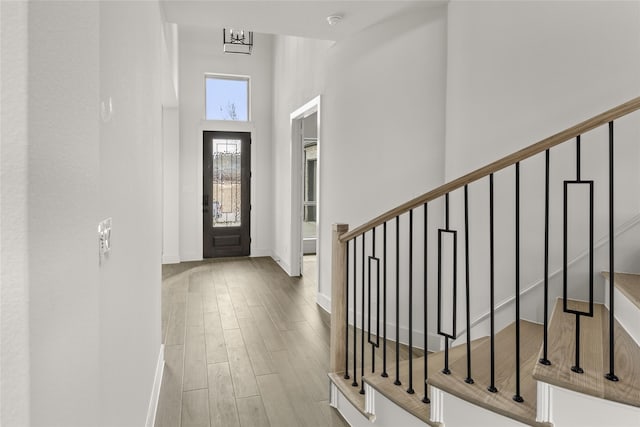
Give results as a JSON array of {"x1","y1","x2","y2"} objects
[{"x1": 327, "y1": 15, "x2": 343, "y2": 26}]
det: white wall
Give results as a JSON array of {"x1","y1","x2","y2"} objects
[
  {"x1": 271, "y1": 36, "x2": 331, "y2": 273},
  {"x1": 178, "y1": 27, "x2": 274, "y2": 260},
  {"x1": 27, "y1": 3, "x2": 102, "y2": 425},
  {"x1": 0, "y1": 2, "x2": 31, "y2": 425},
  {"x1": 0, "y1": 1, "x2": 167, "y2": 425},
  {"x1": 445, "y1": 1, "x2": 640, "y2": 327},
  {"x1": 271, "y1": 5, "x2": 448, "y2": 349},
  {"x1": 99, "y1": 2, "x2": 165, "y2": 425},
  {"x1": 163, "y1": 107, "x2": 181, "y2": 263}
]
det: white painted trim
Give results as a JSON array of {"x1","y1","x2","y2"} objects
[
  {"x1": 145, "y1": 344, "x2": 165, "y2": 427},
  {"x1": 329, "y1": 381, "x2": 338, "y2": 408},
  {"x1": 430, "y1": 386, "x2": 445, "y2": 424},
  {"x1": 271, "y1": 253, "x2": 293, "y2": 276},
  {"x1": 604, "y1": 280, "x2": 640, "y2": 346},
  {"x1": 536, "y1": 381, "x2": 553, "y2": 424},
  {"x1": 364, "y1": 383, "x2": 376, "y2": 418},
  {"x1": 317, "y1": 292, "x2": 331, "y2": 313},
  {"x1": 457, "y1": 212, "x2": 640, "y2": 337},
  {"x1": 180, "y1": 253, "x2": 202, "y2": 262},
  {"x1": 289, "y1": 95, "x2": 322, "y2": 278},
  {"x1": 249, "y1": 248, "x2": 272, "y2": 258},
  {"x1": 162, "y1": 254, "x2": 180, "y2": 264}
]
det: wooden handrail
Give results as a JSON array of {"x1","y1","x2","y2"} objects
[{"x1": 340, "y1": 95, "x2": 640, "y2": 243}]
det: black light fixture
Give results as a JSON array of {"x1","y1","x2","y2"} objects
[{"x1": 223, "y1": 28, "x2": 253, "y2": 55}]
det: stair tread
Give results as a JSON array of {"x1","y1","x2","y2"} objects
[
  {"x1": 428, "y1": 320, "x2": 550, "y2": 427},
  {"x1": 362, "y1": 337, "x2": 489, "y2": 426},
  {"x1": 602, "y1": 271, "x2": 640, "y2": 311},
  {"x1": 532, "y1": 298, "x2": 640, "y2": 408}
]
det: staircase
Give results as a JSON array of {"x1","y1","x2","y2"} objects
[{"x1": 328, "y1": 97, "x2": 640, "y2": 426}]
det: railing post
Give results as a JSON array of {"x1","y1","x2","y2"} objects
[{"x1": 331, "y1": 223, "x2": 349, "y2": 373}]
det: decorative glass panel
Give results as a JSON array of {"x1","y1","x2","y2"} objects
[{"x1": 212, "y1": 139, "x2": 242, "y2": 227}]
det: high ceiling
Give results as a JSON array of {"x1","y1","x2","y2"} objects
[{"x1": 161, "y1": 1, "x2": 445, "y2": 41}]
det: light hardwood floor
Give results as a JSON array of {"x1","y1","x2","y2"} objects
[{"x1": 156, "y1": 256, "x2": 349, "y2": 427}]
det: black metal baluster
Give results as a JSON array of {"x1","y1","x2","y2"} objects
[
  {"x1": 573, "y1": 314, "x2": 583, "y2": 373},
  {"x1": 345, "y1": 240, "x2": 350, "y2": 379},
  {"x1": 395, "y1": 216, "x2": 402, "y2": 386},
  {"x1": 488, "y1": 174, "x2": 498, "y2": 393},
  {"x1": 407, "y1": 210, "x2": 415, "y2": 394},
  {"x1": 606, "y1": 121, "x2": 619, "y2": 382},
  {"x1": 368, "y1": 228, "x2": 379, "y2": 374},
  {"x1": 382, "y1": 222, "x2": 388, "y2": 378},
  {"x1": 441, "y1": 193, "x2": 451, "y2": 375},
  {"x1": 563, "y1": 135, "x2": 595, "y2": 375},
  {"x1": 514, "y1": 163, "x2": 524, "y2": 403},
  {"x1": 360, "y1": 232, "x2": 366, "y2": 394},
  {"x1": 464, "y1": 185, "x2": 474, "y2": 384},
  {"x1": 539, "y1": 150, "x2": 551, "y2": 366},
  {"x1": 352, "y1": 236, "x2": 358, "y2": 387},
  {"x1": 423, "y1": 203, "x2": 430, "y2": 403}
]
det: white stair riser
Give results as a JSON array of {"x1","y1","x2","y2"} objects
[
  {"x1": 330, "y1": 383, "x2": 428, "y2": 427},
  {"x1": 439, "y1": 390, "x2": 530, "y2": 426},
  {"x1": 604, "y1": 278, "x2": 640, "y2": 346},
  {"x1": 549, "y1": 384, "x2": 640, "y2": 427},
  {"x1": 332, "y1": 378, "x2": 640, "y2": 427}
]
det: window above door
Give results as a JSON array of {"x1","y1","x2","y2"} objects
[{"x1": 204, "y1": 74, "x2": 250, "y2": 121}]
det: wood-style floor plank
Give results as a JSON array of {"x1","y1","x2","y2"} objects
[
  {"x1": 181, "y1": 389, "x2": 210, "y2": 427},
  {"x1": 207, "y1": 362, "x2": 240, "y2": 427},
  {"x1": 224, "y1": 328, "x2": 259, "y2": 398},
  {"x1": 183, "y1": 324, "x2": 208, "y2": 391},
  {"x1": 154, "y1": 345, "x2": 184, "y2": 427},
  {"x1": 238, "y1": 317, "x2": 276, "y2": 376},
  {"x1": 158, "y1": 256, "x2": 349, "y2": 427},
  {"x1": 236, "y1": 395, "x2": 270, "y2": 427},
  {"x1": 256, "y1": 374, "x2": 301, "y2": 427},
  {"x1": 203, "y1": 312, "x2": 227, "y2": 364}
]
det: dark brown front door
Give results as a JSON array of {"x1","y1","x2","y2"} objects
[{"x1": 203, "y1": 131, "x2": 251, "y2": 258}]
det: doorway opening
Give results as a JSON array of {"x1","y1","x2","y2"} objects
[
  {"x1": 290, "y1": 96, "x2": 321, "y2": 287},
  {"x1": 302, "y1": 113, "x2": 318, "y2": 255}
]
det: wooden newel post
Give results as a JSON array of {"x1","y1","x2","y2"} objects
[{"x1": 330, "y1": 223, "x2": 349, "y2": 374}]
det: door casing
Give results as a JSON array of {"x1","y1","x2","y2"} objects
[{"x1": 202, "y1": 130, "x2": 251, "y2": 258}]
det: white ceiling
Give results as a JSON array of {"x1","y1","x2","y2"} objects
[{"x1": 161, "y1": 0, "x2": 445, "y2": 41}]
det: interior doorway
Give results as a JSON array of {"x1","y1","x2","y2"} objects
[
  {"x1": 302, "y1": 113, "x2": 318, "y2": 255},
  {"x1": 290, "y1": 96, "x2": 321, "y2": 284}
]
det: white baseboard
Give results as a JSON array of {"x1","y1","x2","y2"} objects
[
  {"x1": 317, "y1": 292, "x2": 331, "y2": 313},
  {"x1": 162, "y1": 255, "x2": 180, "y2": 264},
  {"x1": 181, "y1": 253, "x2": 202, "y2": 262},
  {"x1": 271, "y1": 253, "x2": 293, "y2": 276},
  {"x1": 145, "y1": 344, "x2": 165, "y2": 427},
  {"x1": 250, "y1": 248, "x2": 272, "y2": 258}
]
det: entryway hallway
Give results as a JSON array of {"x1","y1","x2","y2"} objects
[{"x1": 155, "y1": 256, "x2": 348, "y2": 427}]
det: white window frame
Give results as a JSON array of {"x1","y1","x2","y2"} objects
[{"x1": 204, "y1": 73, "x2": 251, "y2": 122}]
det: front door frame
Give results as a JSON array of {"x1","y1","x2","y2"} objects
[
  {"x1": 203, "y1": 130, "x2": 251, "y2": 258},
  {"x1": 289, "y1": 96, "x2": 321, "y2": 282}
]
